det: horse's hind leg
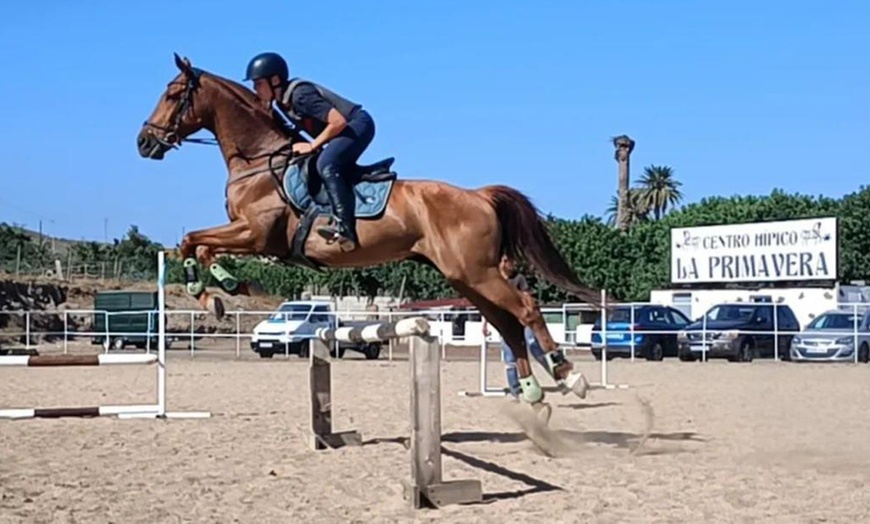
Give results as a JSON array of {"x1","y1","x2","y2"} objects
[
  {"x1": 449, "y1": 279, "x2": 536, "y2": 394},
  {"x1": 459, "y1": 268, "x2": 589, "y2": 401}
]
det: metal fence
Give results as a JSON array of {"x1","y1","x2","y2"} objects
[
  {"x1": 0, "y1": 305, "x2": 588, "y2": 360},
  {"x1": 3, "y1": 301, "x2": 868, "y2": 364}
]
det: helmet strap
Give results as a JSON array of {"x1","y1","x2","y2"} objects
[{"x1": 268, "y1": 75, "x2": 285, "y2": 102}]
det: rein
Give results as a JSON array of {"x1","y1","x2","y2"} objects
[{"x1": 145, "y1": 66, "x2": 302, "y2": 198}]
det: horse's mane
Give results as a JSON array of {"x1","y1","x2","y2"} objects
[{"x1": 197, "y1": 68, "x2": 289, "y2": 138}]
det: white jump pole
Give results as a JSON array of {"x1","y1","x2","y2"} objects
[
  {"x1": 459, "y1": 336, "x2": 508, "y2": 397},
  {"x1": 0, "y1": 252, "x2": 210, "y2": 420},
  {"x1": 122, "y1": 251, "x2": 211, "y2": 419},
  {"x1": 590, "y1": 289, "x2": 630, "y2": 391}
]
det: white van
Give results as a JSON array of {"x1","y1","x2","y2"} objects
[{"x1": 250, "y1": 300, "x2": 381, "y2": 359}]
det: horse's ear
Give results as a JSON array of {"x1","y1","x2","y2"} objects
[{"x1": 173, "y1": 52, "x2": 194, "y2": 77}]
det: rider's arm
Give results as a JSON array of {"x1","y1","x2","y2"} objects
[
  {"x1": 271, "y1": 107, "x2": 308, "y2": 142},
  {"x1": 291, "y1": 84, "x2": 347, "y2": 151},
  {"x1": 310, "y1": 109, "x2": 348, "y2": 151}
]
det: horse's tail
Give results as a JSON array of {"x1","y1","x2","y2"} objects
[{"x1": 482, "y1": 185, "x2": 602, "y2": 308}]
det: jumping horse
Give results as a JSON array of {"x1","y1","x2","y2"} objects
[{"x1": 136, "y1": 54, "x2": 602, "y2": 409}]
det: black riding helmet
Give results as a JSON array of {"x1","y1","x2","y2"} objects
[{"x1": 244, "y1": 52, "x2": 289, "y2": 82}]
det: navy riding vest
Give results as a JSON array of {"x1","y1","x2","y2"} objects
[{"x1": 280, "y1": 78, "x2": 362, "y2": 136}]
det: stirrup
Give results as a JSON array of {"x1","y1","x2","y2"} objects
[{"x1": 316, "y1": 224, "x2": 357, "y2": 250}]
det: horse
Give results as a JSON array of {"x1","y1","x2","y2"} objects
[{"x1": 136, "y1": 53, "x2": 602, "y2": 407}]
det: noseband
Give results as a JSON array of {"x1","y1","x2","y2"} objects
[{"x1": 143, "y1": 71, "x2": 218, "y2": 147}]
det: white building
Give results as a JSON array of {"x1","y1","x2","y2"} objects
[{"x1": 647, "y1": 216, "x2": 853, "y2": 328}]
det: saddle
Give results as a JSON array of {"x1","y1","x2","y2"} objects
[{"x1": 278, "y1": 150, "x2": 398, "y2": 271}]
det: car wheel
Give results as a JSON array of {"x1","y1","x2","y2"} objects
[
  {"x1": 646, "y1": 341, "x2": 664, "y2": 361},
  {"x1": 735, "y1": 340, "x2": 754, "y2": 363},
  {"x1": 778, "y1": 337, "x2": 793, "y2": 361},
  {"x1": 363, "y1": 343, "x2": 381, "y2": 360},
  {"x1": 859, "y1": 343, "x2": 870, "y2": 363},
  {"x1": 297, "y1": 342, "x2": 310, "y2": 359},
  {"x1": 678, "y1": 348, "x2": 696, "y2": 362}
]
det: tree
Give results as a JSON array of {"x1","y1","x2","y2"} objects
[
  {"x1": 605, "y1": 188, "x2": 649, "y2": 227},
  {"x1": 0, "y1": 223, "x2": 52, "y2": 271},
  {"x1": 612, "y1": 134, "x2": 636, "y2": 232},
  {"x1": 635, "y1": 164, "x2": 683, "y2": 220}
]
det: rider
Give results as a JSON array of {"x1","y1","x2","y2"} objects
[{"x1": 244, "y1": 51, "x2": 374, "y2": 251}]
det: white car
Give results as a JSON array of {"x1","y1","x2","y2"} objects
[{"x1": 250, "y1": 300, "x2": 381, "y2": 360}]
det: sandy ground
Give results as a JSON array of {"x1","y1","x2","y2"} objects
[{"x1": 2, "y1": 343, "x2": 870, "y2": 524}]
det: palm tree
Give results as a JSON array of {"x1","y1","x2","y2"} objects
[
  {"x1": 605, "y1": 188, "x2": 649, "y2": 226},
  {"x1": 612, "y1": 135, "x2": 635, "y2": 232},
  {"x1": 635, "y1": 164, "x2": 683, "y2": 220}
]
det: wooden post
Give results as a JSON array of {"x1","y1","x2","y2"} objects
[
  {"x1": 405, "y1": 335, "x2": 482, "y2": 509},
  {"x1": 308, "y1": 339, "x2": 362, "y2": 450},
  {"x1": 306, "y1": 317, "x2": 483, "y2": 509}
]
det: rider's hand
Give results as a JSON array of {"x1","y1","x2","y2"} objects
[{"x1": 292, "y1": 142, "x2": 313, "y2": 155}]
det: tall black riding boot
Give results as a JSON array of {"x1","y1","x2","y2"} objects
[{"x1": 316, "y1": 170, "x2": 359, "y2": 250}]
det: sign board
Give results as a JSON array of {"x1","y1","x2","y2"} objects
[{"x1": 670, "y1": 217, "x2": 838, "y2": 284}]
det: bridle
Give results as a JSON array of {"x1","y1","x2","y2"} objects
[
  {"x1": 142, "y1": 70, "x2": 218, "y2": 148},
  {"x1": 143, "y1": 67, "x2": 304, "y2": 194}
]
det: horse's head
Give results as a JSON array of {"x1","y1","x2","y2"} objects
[{"x1": 137, "y1": 53, "x2": 208, "y2": 160}]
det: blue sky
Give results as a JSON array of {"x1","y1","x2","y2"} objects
[{"x1": 0, "y1": 0, "x2": 866, "y2": 246}]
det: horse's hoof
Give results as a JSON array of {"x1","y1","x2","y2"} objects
[
  {"x1": 208, "y1": 296, "x2": 225, "y2": 320},
  {"x1": 564, "y1": 372, "x2": 589, "y2": 399}
]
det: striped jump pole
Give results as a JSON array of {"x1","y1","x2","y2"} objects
[
  {"x1": 308, "y1": 316, "x2": 483, "y2": 510},
  {"x1": 0, "y1": 354, "x2": 157, "y2": 367},
  {"x1": 0, "y1": 251, "x2": 211, "y2": 421}
]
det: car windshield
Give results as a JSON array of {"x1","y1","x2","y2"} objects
[
  {"x1": 270, "y1": 304, "x2": 312, "y2": 321},
  {"x1": 807, "y1": 313, "x2": 857, "y2": 330},
  {"x1": 704, "y1": 304, "x2": 757, "y2": 322},
  {"x1": 605, "y1": 307, "x2": 636, "y2": 322}
]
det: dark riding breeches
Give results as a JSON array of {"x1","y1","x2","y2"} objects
[
  {"x1": 316, "y1": 109, "x2": 375, "y2": 176},
  {"x1": 315, "y1": 109, "x2": 375, "y2": 243}
]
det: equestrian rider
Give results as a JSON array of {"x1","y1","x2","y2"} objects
[{"x1": 244, "y1": 51, "x2": 375, "y2": 251}]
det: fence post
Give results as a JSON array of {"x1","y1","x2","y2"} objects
[
  {"x1": 63, "y1": 311, "x2": 68, "y2": 354},
  {"x1": 773, "y1": 302, "x2": 779, "y2": 361},
  {"x1": 235, "y1": 311, "x2": 241, "y2": 359}
]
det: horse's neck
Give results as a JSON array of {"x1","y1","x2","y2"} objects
[{"x1": 208, "y1": 91, "x2": 289, "y2": 175}]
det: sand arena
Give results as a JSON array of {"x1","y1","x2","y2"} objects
[{"x1": 2, "y1": 340, "x2": 870, "y2": 523}]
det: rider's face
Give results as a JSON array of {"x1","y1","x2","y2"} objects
[
  {"x1": 253, "y1": 75, "x2": 284, "y2": 107},
  {"x1": 253, "y1": 78, "x2": 274, "y2": 103}
]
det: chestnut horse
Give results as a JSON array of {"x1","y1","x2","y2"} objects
[{"x1": 137, "y1": 54, "x2": 600, "y2": 406}]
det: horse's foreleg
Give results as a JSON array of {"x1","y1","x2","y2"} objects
[{"x1": 179, "y1": 219, "x2": 262, "y2": 319}]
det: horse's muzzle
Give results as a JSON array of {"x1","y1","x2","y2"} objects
[{"x1": 137, "y1": 129, "x2": 168, "y2": 160}]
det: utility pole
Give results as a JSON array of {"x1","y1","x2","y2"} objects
[{"x1": 103, "y1": 218, "x2": 108, "y2": 243}]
